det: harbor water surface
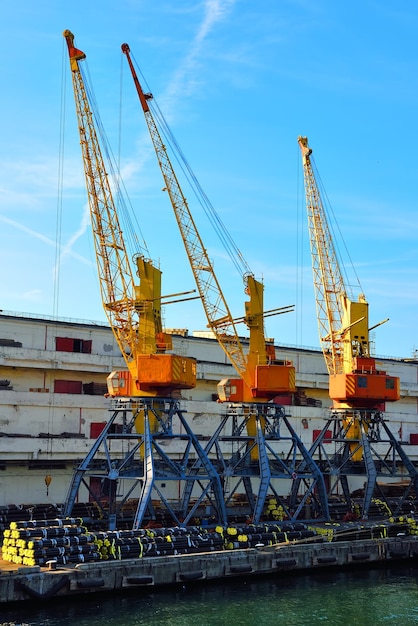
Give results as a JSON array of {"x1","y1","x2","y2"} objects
[{"x1": 2, "y1": 566, "x2": 418, "y2": 626}]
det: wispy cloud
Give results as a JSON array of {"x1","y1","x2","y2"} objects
[
  {"x1": 0, "y1": 155, "x2": 84, "y2": 210},
  {"x1": 120, "y1": 0, "x2": 237, "y2": 186},
  {"x1": 163, "y1": 0, "x2": 236, "y2": 108},
  {"x1": 21, "y1": 289, "x2": 43, "y2": 302}
]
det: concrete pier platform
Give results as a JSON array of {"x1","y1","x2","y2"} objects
[{"x1": 2, "y1": 535, "x2": 418, "y2": 605}]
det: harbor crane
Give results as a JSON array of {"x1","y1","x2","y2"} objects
[
  {"x1": 121, "y1": 43, "x2": 329, "y2": 522},
  {"x1": 62, "y1": 30, "x2": 227, "y2": 529},
  {"x1": 298, "y1": 135, "x2": 418, "y2": 518},
  {"x1": 63, "y1": 31, "x2": 196, "y2": 401}
]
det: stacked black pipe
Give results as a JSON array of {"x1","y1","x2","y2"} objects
[
  {"x1": 93, "y1": 526, "x2": 225, "y2": 560},
  {"x1": 221, "y1": 522, "x2": 318, "y2": 549},
  {"x1": 7, "y1": 517, "x2": 412, "y2": 567},
  {"x1": 330, "y1": 520, "x2": 411, "y2": 542},
  {"x1": 2, "y1": 517, "x2": 100, "y2": 566}
]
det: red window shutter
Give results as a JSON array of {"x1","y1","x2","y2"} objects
[
  {"x1": 54, "y1": 380, "x2": 82, "y2": 394},
  {"x1": 313, "y1": 429, "x2": 332, "y2": 443},
  {"x1": 55, "y1": 337, "x2": 74, "y2": 352}
]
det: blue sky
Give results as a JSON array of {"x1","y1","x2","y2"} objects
[{"x1": 0, "y1": 1, "x2": 417, "y2": 359}]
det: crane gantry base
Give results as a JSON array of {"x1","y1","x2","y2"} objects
[
  {"x1": 181, "y1": 402, "x2": 330, "y2": 523},
  {"x1": 63, "y1": 397, "x2": 227, "y2": 530},
  {"x1": 292, "y1": 409, "x2": 418, "y2": 520}
]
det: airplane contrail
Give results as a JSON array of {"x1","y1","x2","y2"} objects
[{"x1": 0, "y1": 214, "x2": 93, "y2": 266}]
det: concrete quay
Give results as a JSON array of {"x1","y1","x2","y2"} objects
[{"x1": 1, "y1": 535, "x2": 418, "y2": 605}]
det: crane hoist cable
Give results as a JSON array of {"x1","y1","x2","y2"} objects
[
  {"x1": 126, "y1": 60, "x2": 252, "y2": 281},
  {"x1": 81, "y1": 60, "x2": 150, "y2": 262},
  {"x1": 305, "y1": 150, "x2": 363, "y2": 302}
]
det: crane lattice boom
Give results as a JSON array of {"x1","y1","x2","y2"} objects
[
  {"x1": 64, "y1": 31, "x2": 139, "y2": 361},
  {"x1": 298, "y1": 136, "x2": 345, "y2": 375}
]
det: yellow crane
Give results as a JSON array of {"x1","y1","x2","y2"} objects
[
  {"x1": 63, "y1": 30, "x2": 196, "y2": 400},
  {"x1": 298, "y1": 136, "x2": 399, "y2": 415},
  {"x1": 297, "y1": 136, "x2": 417, "y2": 519},
  {"x1": 121, "y1": 42, "x2": 296, "y2": 406}
]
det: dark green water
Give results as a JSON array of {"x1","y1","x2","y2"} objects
[{"x1": 2, "y1": 566, "x2": 418, "y2": 626}]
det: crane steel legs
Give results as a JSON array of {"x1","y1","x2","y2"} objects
[
  {"x1": 182, "y1": 402, "x2": 330, "y2": 523},
  {"x1": 292, "y1": 409, "x2": 418, "y2": 519},
  {"x1": 63, "y1": 397, "x2": 227, "y2": 530}
]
